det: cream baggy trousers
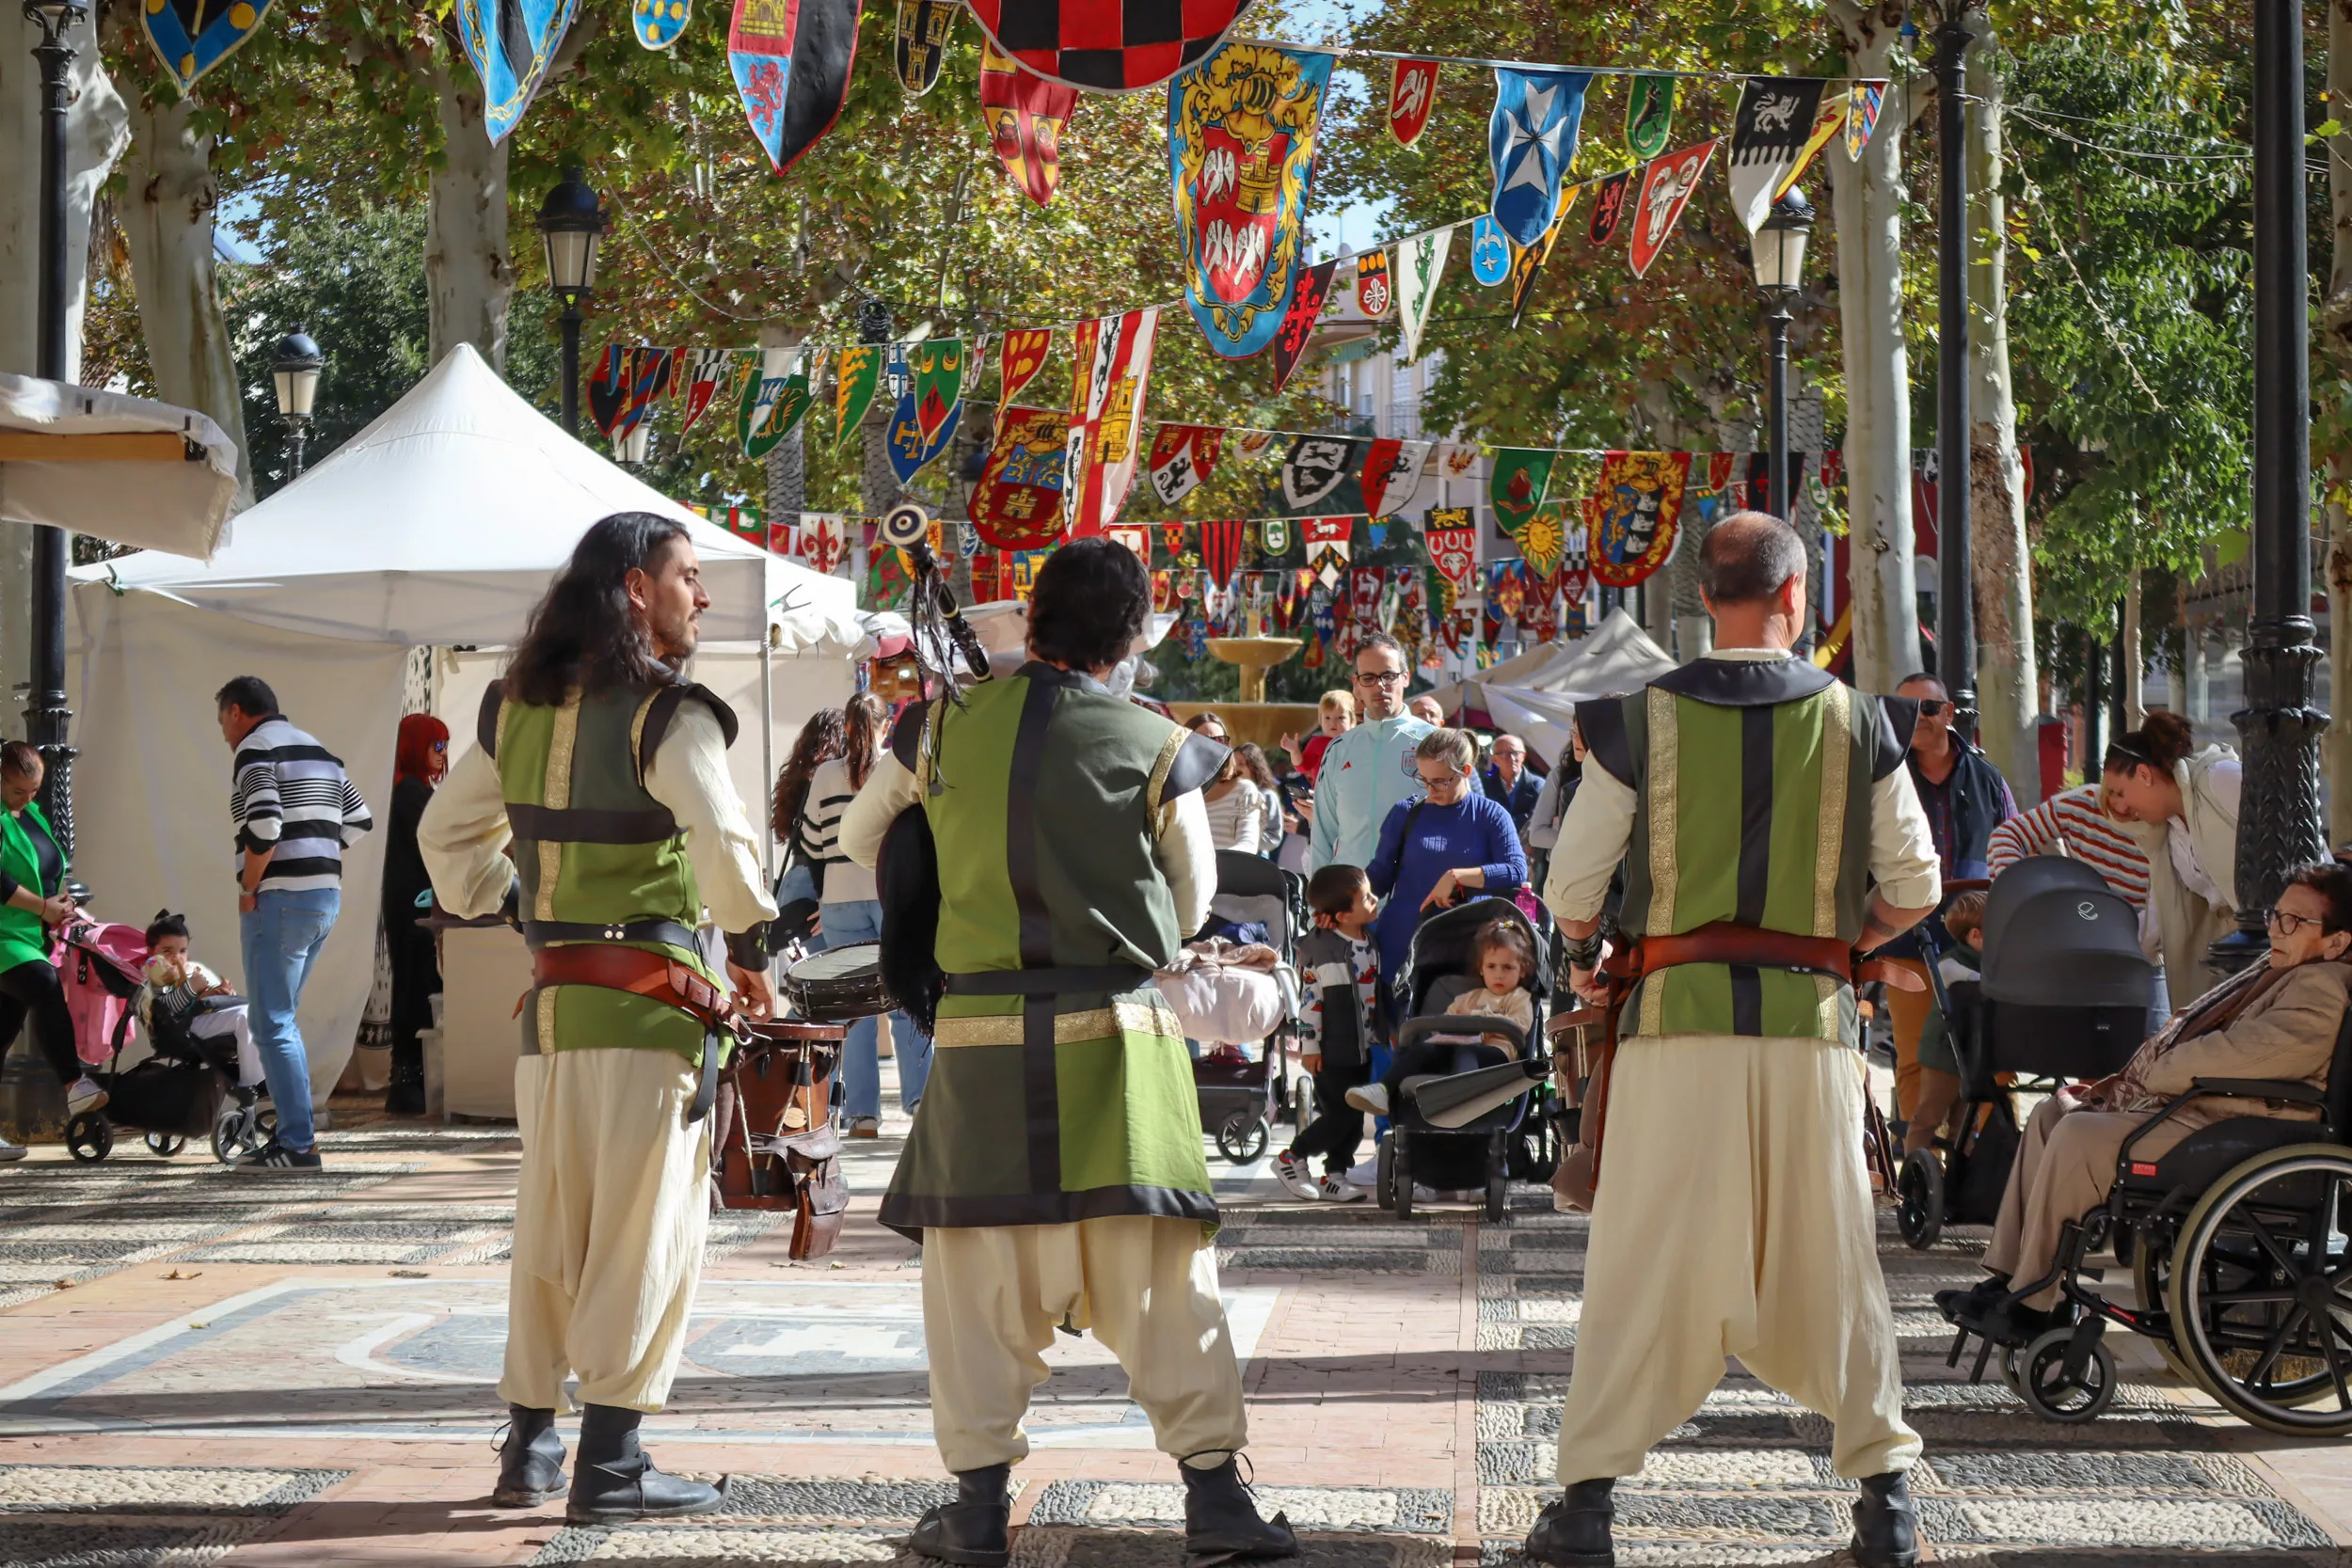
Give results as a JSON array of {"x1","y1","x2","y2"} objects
[
  {"x1": 922, "y1": 1215, "x2": 1249, "y2": 1473},
  {"x1": 1554, "y1": 1033, "x2": 1921, "y2": 1483},
  {"x1": 501, "y1": 1049, "x2": 711, "y2": 1414}
]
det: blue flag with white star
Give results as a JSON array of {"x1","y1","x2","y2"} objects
[{"x1": 1487, "y1": 68, "x2": 1593, "y2": 247}]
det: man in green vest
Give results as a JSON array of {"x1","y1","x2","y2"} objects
[
  {"x1": 419, "y1": 512, "x2": 778, "y2": 1525},
  {"x1": 1529, "y1": 512, "x2": 1942, "y2": 1568},
  {"x1": 839, "y1": 537, "x2": 1295, "y2": 1568}
]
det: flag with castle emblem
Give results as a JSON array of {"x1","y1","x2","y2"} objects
[
  {"x1": 970, "y1": 405, "x2": 1071, "y2": 548},
  {"x1": 1063, "y1": 308, "x2": 1157, "y2": 535}
]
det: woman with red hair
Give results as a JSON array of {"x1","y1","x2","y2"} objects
[{"x1": 384, "y1": 714, "x2": 449, "y2": 1114}]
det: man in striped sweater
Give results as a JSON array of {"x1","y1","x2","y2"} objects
[{"x1": 218, "y1": 675, "x2": 373, "y2": 1168}]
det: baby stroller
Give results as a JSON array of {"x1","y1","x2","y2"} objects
[
  {"x1": 1896, "y1": 860, "x2": 2156, "y2": 1248},
  {"x1": 60, "y1": 918, "x2": 270, "y2": 1165},
  {"x1": 1188, "y1": 850, "x2": 1311, "y2": 1164},
  {"x1": 1375, "y1": 896, "x2": 1553, "y2": 1222}
]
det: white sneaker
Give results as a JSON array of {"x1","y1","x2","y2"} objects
[
  {"x1": 1272, "y1": 1150, "x2": 1319, "y2": 1200},
  {"x1": 1344, "y1": 1083, "x2": 1391, "y2": 1117},
  {"x1": 65, "y1": 1077, "x2": 107, "y2": 1117},
  {"x1": 0, "y1": 1134, "x2": 24, "y2": 1162},
  {"x1": 1319, "y1": 1174, "x2": 1368, "y2": 1202},
  {"x1": 1345, "y1": 1152, "x2": 1381, "y2": 1186}
]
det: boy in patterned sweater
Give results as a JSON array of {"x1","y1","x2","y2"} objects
[{"x1": 1272, "y1": 864, "x2": 1382, "y2": 1202}]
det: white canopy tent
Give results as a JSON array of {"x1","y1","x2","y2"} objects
[
  {"x1": 1434, "y1": 610, "x2": 1678, "y2": 762},
  {"x1": 68, "y1": 344, "x2": 858, "y2": 1115},
  {"x1": 0, "y1": 372, "x2": 241, "y2": 556}
]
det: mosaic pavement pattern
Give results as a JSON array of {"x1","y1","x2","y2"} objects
[
  {"x1": 1212, "y1": 1203, "x2": 1466, "y2": 1275},
  {"x1": 0, "y1": 1462, "x2": 348, "y2": 1566},
  {"x1": 1473, "y1": 1201, "x2": 2349, "y2": 1565},
  {"x1": 530, "y1": 1477, "x2": 1455, "y2": 1565}
]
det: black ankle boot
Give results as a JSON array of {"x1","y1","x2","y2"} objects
[
  {"x1": 564, "y1": 1403, "x2": 723, "y2": 1524},
  {"x1": 1179, "y1": 1454, "x2": 1295, "y2": 1566},
  {"x1": 1524, "y1": 1477, "x2": 1615, "y2": 1566},
  {"x1": 385, "y1": 1065, "x2": 426, "y2": 1117},
  {"x1": 909, "y1": 1464, "x2": 1011, "y2": 1566},
  {"x1": 490, "y1": 1405, "x2": 566, "y2": 1508},
  {"x1": 1851, "y1": 1470, "x2": 1920, "y2": 1568}
]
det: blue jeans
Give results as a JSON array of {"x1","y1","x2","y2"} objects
[
  {"x1": 239, "y1": 887, "x2": 339, "y2": 1151},
  {"x1": 818, "y1": 898, "x2": 930, "y2": 1119}
]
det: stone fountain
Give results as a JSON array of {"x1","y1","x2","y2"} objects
[{"x1": 1169, "y1": 635, "x2": 1321, "y2": 752}]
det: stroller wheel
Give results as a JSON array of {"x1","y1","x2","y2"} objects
[
  {"x1": 1897, "y1": 1153, "x2": 1946, "y2": 1250},
  {"x1": 1375, "y1": 1139, "x2": 1396, "y2": 1210},
  {"x1": 65, "y1": 1113, "x2": 112, "y2": 1164},
  {"x1": 1485, "y1": 1131, "x2": 1509, "y2": 1224},
  {"x1": 1290, "y1": 1076, "x2": 1313, "y2": 1132},
  {"x1": 1391, "y1": 1134, "x2": 1414, "y2": 1220},
  {"x1": 210, "y1": 1105, "x2": 261, "y2": 1164},
  {"x1": 143, "y1": 1132, "x2": 185, "y2": 1159},
  {"x1": 1216, "y1": 1111, "x2": 1268, "y2": 1164}
]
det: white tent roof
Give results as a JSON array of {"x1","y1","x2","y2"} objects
[
  {"x1": 72, "y1": 344, "x2": 847, "y2": 647},
  {"x1": 0, "y1": 372, "x2": 240, "y2": 557},
  {"x1": 1441, "y1": 610, "x2": 1679, "y2": 760}
]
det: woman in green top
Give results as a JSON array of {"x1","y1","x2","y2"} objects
[{"x1": 0, "y1": 742, "x2": 99, "y2": 1158}]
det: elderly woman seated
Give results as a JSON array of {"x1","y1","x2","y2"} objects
[{"x1": 1942, "y1": 859, "x2": 2352, "y2": 1340}]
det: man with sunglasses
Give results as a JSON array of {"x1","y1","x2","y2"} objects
[
  {"x1": 1308, "y1": 634, "x2": 1435, "y2": 875},
  {"x1": 1884, "y1": 673, "x2": 2018, "y2": 1155}
]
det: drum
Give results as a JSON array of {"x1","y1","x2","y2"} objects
[
  {"x1": 713, "y1": 1022, "x2": 850, "y2": 1257},
  {"x1": 782, "y1": 942, "x2": 894, "y2": 1022}
]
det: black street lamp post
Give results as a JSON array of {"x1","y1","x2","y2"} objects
[
  {"x1": 24, "y1": 0, "x2": 87, "y2": 856},
  {"x1": 271, "y1": 325, "x2": 324, "y2": 480},
  {"x1": 1935, "y1": 15, "x2": 1977, "y2": 741},
  {"x1": 1753, "y1": 189, "x2": 1812, "y2": 524},
  {"x1": 537, "y1": 166, "x2": 605, "y2": 437},
  {"x1": 2217, "y1": 0, "x2": 2328, "y2": 969}
]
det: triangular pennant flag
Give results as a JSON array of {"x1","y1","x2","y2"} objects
[
  {"x1": 999, "y1": 327, "x2": 1052, "y2": 401},
  {"x1": 1508, "y1": 181, "x2": 1580, "y2": 328},
  {"x1": 1269, "y1": 258, "x2": 1338, "y2": 393},
  {"x1": 1781, "y1": 92, "x2": 1848, "y2": 200},
  {"x1": 1303, "y1": 515, "x2": 1353, "y2": 590},
  {"x1": 1625, "y1": 72, "x2": 1675, "y2": 159},
  {"x1": 886, "y1": 338, "x2": 963, "y2": 482},
  {"x1": 1487, "y1": 68, "x2": 1593, "y2": 246},
  {"x1": 741, "y1": 364, "x2": 814, "y2": 459},
  {"x1": 618, "y1": 344, "x2": 675, "y2": 436},
  {"x1": 144, "y1": 0, "x2": 281, "y2": 93},
  {"x1": 834, "y1": 344, "x2": 883, "y2": 447},
  {"x1": 1280, "y1": 436, "x2": 1359, "y2": 512},
  {"x1": 679, "y1": 348, "x2": 733, "y2": 434},
  {"x1": 1845, "y1": 81, "x2": 1886, "y2": 161},
  {"x1": 980, "y1": 43, "x2": 1080, "y2": 206},
  {"x1": 1629, "y1": 139, "x2": 1716, "y2": 278},
  {"x1": 1394, "y1": 227, "x2": 1452, "y2": 363},
  {"x1": 1727, "y1": 77, "x2": 1828, "y2": 232},
  {"x1": 455, "y1": 0, "x2": 576, "y2": 140},
  {"x1": 1200, "y1": 519, "x2": 1245, "y2": 585},
  {"x1": 1588, "y1": 166, "x2": 1635, "y2": 246},
  {"x1": 728, "y1": 0, "x2": 863, "y2": 174},
  {"x1": 969, "y1": 404, "x2": 1071, "y2": 548},
  {"x1": 587, "y1": 344, "x2": 629, "y2": 436}
]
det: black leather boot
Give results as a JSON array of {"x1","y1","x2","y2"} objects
[
  {"x1": 1851, "y1": 1470, "x2": 1920, "y2": 1568},
  {"x1": 1523, "y1": 1477, "x2": 1615, "y2": 1566},
  {"x1": 908, "y1": 1464, "x2": 1011, "y2": 1566},
  {"x1": 385, "y1": 1063, "x2": 427, "y2": 1117},
  {"x1": 1179, "y1": 1454, "x2": 1295, "y2": 1566},
  {"x1": 564, "y1": 1403, "x2": 723, "y2": 1524},
  {"x1": 490, "y1": 1405, "x2": 566, "y2": 1508}
]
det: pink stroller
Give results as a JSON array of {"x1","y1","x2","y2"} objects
[{"x1": 56, "y1": 917, "x2": 270, "y2": 1164}]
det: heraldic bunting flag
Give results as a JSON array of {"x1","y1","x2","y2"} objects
[
  {"x1": 1270, "y1": 259, "x2": 1338, "y2": 392},
  {"x1": 894, "y1": 0, "x2": 953, "y2": 93},
  {"x1": 587, "y1": 345, "x2": 631, "y2": 437},
  {"x1": 1063, "y1": 308, "x2": 1158, "y2": 535},
  {"x1": 998, "y1": 327, "x2": 1054, "y2": 400},
  {"x1": 966, "y1": 0, "x2": 1253, "y2": 91},
  {"x1": 1629, "y1": 139, "x2": 1715, "y2": 278},
  {"x1": 1490, "y1": 448, "x2": 1555, "y2": 537},
  {"x1": 1424, "y1": 510, "x2": 1478, "y2": 591},
  {"x1": 1360, "y1": 439, "x2": 1432, "y2": 519},
  {"x1": 1171, "y1": 44, "x2": 1333, "y2": 361},
  {"x1": 728, "y1": 0, "x2": 864, "y2": 174},
  {"x1": 1588, "y1": 166, "x2": 1634, "y2": 246},
  {"x1": 1508, "y1": 179, "x2": 1580, "y2": 328},
  {"x1": 739, "y1": 359, "x2": 811, "y2": 459},
  {"x1": 1394, "y1": 227, "x2": 1452, "y2": 362},
  {"x1": 1587, "y1": 450, "x2": 1692, "y2": 587},
  {"x1": 1726, "y1": 76, "x2": 1827, "y2": 232},
  {"x1": 456, "y1": 0, "x2": 580, "y2": 140},
  {"x1": 971, "y1": 406, "x2": 1071, "y2": 548},
  {"x1": 1470, "y1": 214, "x2": 1512, "y2": 285},
  {"x1": 1625, "y1": 72, "x2": 1675, "y2": 158},
  {"x1": 678, "y1": 348, "x2": 734, "y2": 434},
  {"x1": 981, "y1": 44, "x2": 1081, "y2": 205},
  {"x1": 144, "y1": 0, "x2": 279, "y2": 92},
  {"x1": 886, "y1": 339, "x2": 963, "y2": 483},
  {"x1": 1148, "y1": 424, "x2": 1224, "y2": 508},
  {"x1": 634, "y1": 0, "x2": 690, "y2": 51},
  {"x1": 834, "y1": 344, "x2": 883, "y2": 449},
  {"x1": 1388, "y1": 57, "x2": 1439, "y2": 147},
  {"x1": 1487, "y1": 68, "x2": 1593, "y2": 247}
]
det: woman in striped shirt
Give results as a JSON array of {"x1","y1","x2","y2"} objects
[{"x1": 1985, "y1": 783, "x2": 2155, "y2": 914}]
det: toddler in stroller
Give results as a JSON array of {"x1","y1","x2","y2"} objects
[{"x1": 140, "y1": 912, "x2": 259, "y2": 1092}]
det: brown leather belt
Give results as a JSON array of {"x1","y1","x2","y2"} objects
[
  {"x1": 522, "y1": 945, "x2": 740, "y2": 1121},
  {"x1": 1613, "y1": 922, "x2": 1923, "y2": 992}
]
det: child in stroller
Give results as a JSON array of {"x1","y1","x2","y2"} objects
[
  {"x1": 139, "y1": 911, "x2": 259, "y2": 1092},
  {"x1": 1347, "y1": 915, "x2": 1535, "y2": 1118}
]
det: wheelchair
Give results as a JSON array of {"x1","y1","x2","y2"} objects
[{"x1": 1943, "y1": 986, "x2": 2352, "y2": 1434}]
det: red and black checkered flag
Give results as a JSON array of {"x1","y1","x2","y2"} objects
[{"x1": 965, "y1": 0, "x2": 1254, "y2": 93}]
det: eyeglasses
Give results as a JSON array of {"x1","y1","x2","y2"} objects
[
  {"x1": 2269, "y1": 909, "x2": 2327, "y2": 937},
  {"x1": 1356, "y1": 669, "x2": 1406, "y2": 686},
  {"x1": 1916, "y1": 700, "x2": 1947, "y2": 717},
  {"x1": 1417, "y1": 769, "x2": 1467, "y2": 788}
]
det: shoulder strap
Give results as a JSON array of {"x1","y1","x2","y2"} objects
[
  {"x1": 889, "y1": 699, "x2": 932, "y2": 771},
  {"x1": 478, "y1": 684, "x2": 504, "y2": 758},
  {"x1": 1382, "y1": 800, "x2": 1428, "y2": 891},
  {"x1": 639, "y1": 683, "x2": 741, "y2": 782},
  {"x1": 1867, "y1": 693, "x2": 1915, "y2": 782}
]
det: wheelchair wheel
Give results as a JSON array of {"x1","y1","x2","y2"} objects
[
  {"x1": 1391, "y1": 1134, "x2": 1414, "y2": 1220},
  {"x1": 1997, "y1": 1344, "x2": 2026, "y2": 1399},
  {"x1": 1896, "y1": 1153, "x2": 1944, "y2": 1250},
  {"x1": 2129, "y1": 1238, "x2": 2205, "y2": 1391},
  {"x1": 2018, "y1": 1323, "x2": 2117, "y2": 1423},
  {"x1": 1216, "y1": 1111, "x2": 1269, "y2": 1164},
  {"x1": 2169, "y1": 1145, "x2": 2352, "y2": 1434},
  {"x1": 143, "y1": 1132, "x2": 185, "y2": 1159},
  {"x1": 65, "y1": 1113, "x2": 111, "y2": 1164}
]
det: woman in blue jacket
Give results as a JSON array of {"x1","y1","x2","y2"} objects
[{"x1": 1367, "y1": 728, "x2": 1528, "y2": 1023}]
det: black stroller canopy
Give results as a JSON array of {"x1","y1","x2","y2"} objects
[
  {"x1": 1980, "y1": 859, "x2": 2154, "y2": 1008},
  {"x1": 1404, "y1": 896, "x2": 1549, "y2": 1017}
]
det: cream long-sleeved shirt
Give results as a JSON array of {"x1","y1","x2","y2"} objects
[
  {"x1": 839, "y1": 751, "x2": 1218, "y2": 939},
  {"x1": 1541, "y1": 649, "x2": 1942, "y2": 926},
  {"x1": 419, "y1": 697, "x2": 779, "y2": 937}
]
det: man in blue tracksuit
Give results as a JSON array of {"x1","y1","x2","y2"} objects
[{"x1": 1308, "y1": 633, "x2": 1434, "y2": 874}]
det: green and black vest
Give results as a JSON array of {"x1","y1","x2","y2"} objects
[
  {"x1": 878, "y1": 662, "x2": 1228, "y2": 1238},
  {"x1": 1576, "y1": 656, "x2": 1909, "y2": 1047},
  {"x1": 480, "y1": 680, "x2": 738, "y2": 1064}
]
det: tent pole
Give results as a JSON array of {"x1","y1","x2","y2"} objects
[{"x1": 761, "y1": 632, "x2": 776, "y2": 879}]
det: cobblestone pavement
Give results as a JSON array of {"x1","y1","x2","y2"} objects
[{"x1": 3, "y1": 1072, "x2": 2352, "y2": 1566}]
